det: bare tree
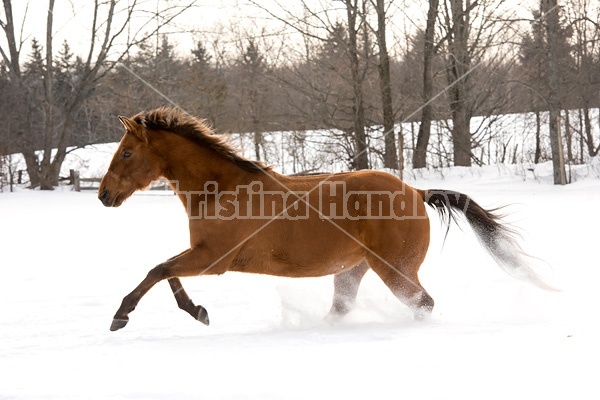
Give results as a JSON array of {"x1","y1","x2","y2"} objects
[
  {"x1": 564, "y1": 0, "x2": 600, "y2": 158},
  {"x1": 428, "y1": 0, "x2": 520, "y2": 167},
  {"x1": 443, "y1": 0, "x2": 474, "y2": 166},
  {"x1": 0, "y1": 0, "x2": 193, "y2": 189},
  {"x1": 245, "y1": 0, "x2": 371, "y2": 170}
]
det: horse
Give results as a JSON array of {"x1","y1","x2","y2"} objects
[{"x1": 99, "y1": 107, "x2": 551, "y2": 332}]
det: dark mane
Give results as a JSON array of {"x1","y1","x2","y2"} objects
[{"x1": 132, "y1": 107, "x2": 270, "y2": 173}]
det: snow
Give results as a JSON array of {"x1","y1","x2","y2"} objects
[{"x1": 1, "y1": 162, "x2": 599, "y2": 399}]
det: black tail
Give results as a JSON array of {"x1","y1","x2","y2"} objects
[{"x1": 418, "y1": 189, "x2": 557, "y2": 291}]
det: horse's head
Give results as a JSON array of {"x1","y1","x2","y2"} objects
[{"x1": 98, "y1": 116, "x2": 165, "y2": 207}]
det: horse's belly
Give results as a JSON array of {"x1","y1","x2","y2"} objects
[{"x1": 230, "y1": 246, "x2": 363, "y2": 278}]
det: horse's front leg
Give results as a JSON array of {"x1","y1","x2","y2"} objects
[
  {"x1": 110, "y1": 246, "x2": 229, "y2": 331},
  {"x1": 110, "y1": 264, "x2": 169, "y2": 331}
]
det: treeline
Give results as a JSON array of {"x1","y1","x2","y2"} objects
[{"x1": 1, "y1": 0, "x2": 599, "y2": 188}]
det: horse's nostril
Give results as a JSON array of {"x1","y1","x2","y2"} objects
[{"x1": 99, "y1": 190, "x2": 108, "y2": 201}]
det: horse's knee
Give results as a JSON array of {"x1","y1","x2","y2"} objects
[
  {"x1": 175, "y1": 296, "x2": 193, "y2": 311},
  {"x1": 329, "y1": 262, "x2": 370, "y2": 318},
  {"x1": 418, "y1": 291, "x2": 434, "y2": 311},
  {"x1": 147, "y1": 264, "x2": 170, "y2": 282},
  {"x1": 330, "y1": 296, "x2": 353, "y2": 316},
  {"x1": 413, "y1": 292, "x2": 434, "y2": 320}
]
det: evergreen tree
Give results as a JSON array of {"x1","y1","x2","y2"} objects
[{"x1": 186, "y1": 40, "x2": 227, "y2": 127}]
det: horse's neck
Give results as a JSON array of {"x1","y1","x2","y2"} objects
[
  {"x1": 156, "y1": 134, "x2": 256, "y2": 193},
  {"x1": 158, "y1": 139, "x2": 264, "y2": 217}
]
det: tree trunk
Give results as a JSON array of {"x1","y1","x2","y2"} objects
[
  {"x1": 451, "y1": 101, "x2": 471, "y2": 166},
  {"x1": 1, "y1": 0, "x2": 21, "y2": 77},
  {"x1": 374, "y1": 0, "x2": 398, "y2": 170},
  {"x1": 1, "y1": 0, "x2": 39, "y2": 187},
  {"x1": 564, "y1": 110, "x2": 572, "y2": 162},
  {"x1": 345, "y1": 0, "x2": 369, "y2": 170},
  {"x1": 446, "y1": 0, "x2": 472, "y2": 167},
  {"x1": 22, "y1": 149, "x2": 41, "y2": 188},
  {"x1": 582, "y1": 103, "x2": 596, "y2": 157},
  {"x1": 549, "y1": 111, "x2": 566, "y2": 184},
  {"x1": 414, "y1": 0, "x2": 439, "y2": 169},
  {"x1": 534, "y1": 110, "x2": 542, "y2": 163},
  {"x1": 39, "y1": 0, "x2": 56, "y2": 190},
  {"x1": 253, "y1": 131, "x2": 261, "y2": 161},
  {"x1": 542, "y1": 0, "x2": 566, "y2": 184}
]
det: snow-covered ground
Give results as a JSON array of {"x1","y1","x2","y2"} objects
[{"x1": 1, "y1": 160, "x2": 599, "y2": 399}]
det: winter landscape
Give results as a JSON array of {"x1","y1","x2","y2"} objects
[
  {"x1": 2, "y1": 0, "x2": 600, "y2": 399},
  {"x1": 1, "y1": 151, "x2": 599, "y2": 400}
]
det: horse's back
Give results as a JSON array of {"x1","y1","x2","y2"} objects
[
  {"x1": 281, "y1": 169, "x2": 427, "y2": 220},
  {"x1": 232, "y1": 170, "x2": 431, "y2": 277}
]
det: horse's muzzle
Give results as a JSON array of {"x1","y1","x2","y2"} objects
[{"x1": 98, "y1": 189, "x2": 114, "y2": 207}]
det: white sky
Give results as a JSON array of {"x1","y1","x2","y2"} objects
[
  {"x1": 1, "y1": 1, "x2": 237, "y2": 58},
  {"x1": 1, "y1": 0, "x2": 538, "y2": 63}
]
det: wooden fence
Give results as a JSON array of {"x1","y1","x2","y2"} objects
[
  {"x1": 69, "y1": 170, "x2": 173, "y2": 192},
  {"x1": 69, "y1": 170, "x2": 100, "y2": 191}
]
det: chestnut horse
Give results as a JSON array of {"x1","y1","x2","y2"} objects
[{"x1": 99, "y1": 107, "x2": 549, "y2": 331}]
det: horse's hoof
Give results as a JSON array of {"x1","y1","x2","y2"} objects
[
  {"x1": 413, "y1": 308, "x2": 432, "y2": 322},
  {"x1": 195, "y1": 306, "x2": 210, "y2": 326},
  {"x1": 323, "y1": 312, "x2": 343, "y2": 325},
  {"x1": 110, "y1": 318, "x2": 129, "y2": 331}
]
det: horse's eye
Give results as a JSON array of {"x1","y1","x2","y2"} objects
[{"x1": 123, "y1": 151, "x2": 132, "y2": 159}]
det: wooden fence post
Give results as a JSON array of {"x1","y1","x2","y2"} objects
[{"x1": 70, "y1": 169, "x2": 81, "y2": 192}]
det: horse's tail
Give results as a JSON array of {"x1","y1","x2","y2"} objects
[{"x1": 417, "y1": 189, "x2": 558, "y2": 291}]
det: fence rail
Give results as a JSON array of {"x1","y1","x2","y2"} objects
[
  {"x1": 68, "y1": 170, "x2": 100, "y2": 191},
  {"x1": 69, "y1": 170, "x2": 173, "y2": 192}
]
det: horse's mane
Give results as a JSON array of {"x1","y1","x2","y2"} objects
[{"x1": 132, "y1": 107, "x2": 270, "y2": 173}]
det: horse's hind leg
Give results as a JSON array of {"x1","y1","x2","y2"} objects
[
  {"x1": 165, "y1": 250, "x2": 210, "y2": 324},
  {"x1": 326, "y1": 260, "x2": 370, "y2": 321},
  {"x1": 168, "y1": 278, "x2": 209, "y2": 325},
  {"x1": 366, "y1": 255, "x2": 434, "y2": 320}
]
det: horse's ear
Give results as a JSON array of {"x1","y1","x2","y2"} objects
[{"x1": 118, "y1": 116, "x2": 148, "y2": 144}]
